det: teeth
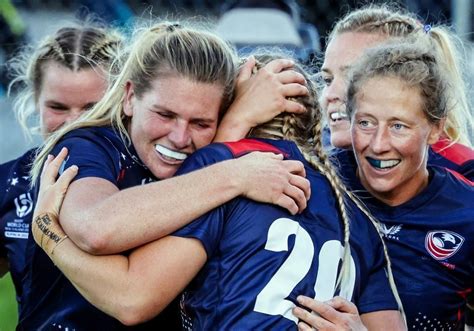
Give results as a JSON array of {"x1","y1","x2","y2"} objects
[
  {"x1": 330, "y1": 111, "x2": 348, "y2": 121},
  {"x1": 367, "y1": 157, "x2": 400, "y2": 169},
  {"x1": 155, "y1": 145, "x2": 187, "y2": 161}
]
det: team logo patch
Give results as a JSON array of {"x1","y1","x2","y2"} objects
[
  {"x1": 424, "y1": 230, "x2": 464, "y2": 260},
  {"x1": 14, "y1": 193, "x2": 34, "y2": 218}
]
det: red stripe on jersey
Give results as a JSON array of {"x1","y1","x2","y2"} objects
[
  {"x1": 432, "y1": 139, "x2": 474, "y2": 165},
  {"x1": 446, "y1": 168, "x2": 474, "y2": 186},
  {"x1": 223, "y1": 139, "x2": 288, "y2": 158}
]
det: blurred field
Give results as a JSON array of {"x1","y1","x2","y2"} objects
[{"x1": 0, "y1": 274, "x2": 18, "y2": 331}]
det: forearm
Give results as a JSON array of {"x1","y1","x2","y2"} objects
[
  {"x1": 36, "y1": 214, "x2": 203, "y2": 325},
  {"x1": 214, "y1": 106, "x2": 252, "y2": 142},
  {"x1": 64, "y1": 159, "x2": 242, "y2": 254}
]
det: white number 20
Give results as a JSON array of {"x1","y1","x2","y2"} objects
[{"x1": 253, "y1": 218, "x2": 356, "y2": 323}]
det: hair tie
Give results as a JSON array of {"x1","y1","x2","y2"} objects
[
  {"x1": 167, "y1": 23, "x2": 181, "y2": 32},
  {"x1": 423, "y1": 24, "x2": 432, "y2": 34}
]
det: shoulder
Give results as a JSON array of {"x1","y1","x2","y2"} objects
[{"x1": 429, "y1": 139, "x2": 474, "y2": 180}]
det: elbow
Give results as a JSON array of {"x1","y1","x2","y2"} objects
[
  {"x1": 67, "y1": 219, "x2": 112, "y2": 255},
  {"x1": 114, "y1": 297, "x2": 165, "y2": 326}
]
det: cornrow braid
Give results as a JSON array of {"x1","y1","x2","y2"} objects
[{"x1": 8, "y1": 24, "x2": 123, "y2": 139}]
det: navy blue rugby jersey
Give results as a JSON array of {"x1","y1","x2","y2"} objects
[
  {"x1": 172, "y1": 138, "x2": 399, "y2": 330},
  {"x1": 19, "y1": 126, "x2": 181, "y2": 331},
  {"x1": 429, "y1": 138, "x2": 474, "y2": 181},
  {"x1": 335, "y1": 149, "x2": 474, "y2": 330},
  {"x1": 0, "y1": 148, "x2": 36, "y2": 306}
]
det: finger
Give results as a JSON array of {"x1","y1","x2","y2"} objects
[
  {"x1": 290, "y1": 174, "x2": 311, "y2": 200},
  {"x1": 264, "y1": 58, "x2": 295, "y2": 73},
  {"x1": 281, "y1": 83, "x2": 309, "y2": 98},
  {"x1": 294, "y1": 306, "x2": 333, "y2": 330},
  {"x1": 237, "y1": 56, "x2": 256, "y2": 84},
  {"x1": 282, "y1": 160, "x2": 306, "y2": 177},
  {"x1": 297, "y1": 321, "x2": 313, "y2": 331},
  {"x1": 55, "y1": 165, "x2": 78, "y2": 193},
  {"x1": 284, "y1": 99, "x2": 307, "y2": 114},
  {"x1": 300, "y1": 298, "x2": 340, "y2": 324},
  {"x1": 284, "y1": 184, "x2": 307, "y2": 213},
  {"x1": 40, "y1": 154, "x2": 54, "y2": 180},
  {"x1": 275, "y1": 194, "x2": 298, "y2": 215},
  {"x1": 326, "y1": 296, "x2": 358, "y2": 314},
  {"x1": 43, "y1": 147, "x2": 69, "y2": 183},
  {"x1": 277, "y1": 70, "x2": 307, "y2": 85}
]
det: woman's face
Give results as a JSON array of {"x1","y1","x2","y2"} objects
[
  {"x1": 124, "y1": 75, "x2": 223, "y2": 179},
  {"x1": 37, "y1": 61, "x2": 108, "y2": 137},
  {"x1": 321, "y1": 32, "x2": 388, "y2": 149},
  {"x1": 351, "y1": 76, "x2": 442, "y2": 206}
]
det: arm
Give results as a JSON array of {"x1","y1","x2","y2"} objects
[
  {"x1": 215, "y1": 57, "x2": 308, "y2": 142},
  {"x1": 292, "y1": 296, "x2": 406, "y2": 331},
  {"x1": 61, "y1": 151, "x2": 310, "y2": 255},
  {"x1": 32, "y1": 149, "x2": 206, "y2": 325}
]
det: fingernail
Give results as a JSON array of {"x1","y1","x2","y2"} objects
[
  {"x1": 70, "y1": 165, "x2": 78, "y2": 171},
  {"x1": 297, "y1": 295, "x2": 304, "y2": 303},
  {"x1": 47, "y1": 154, "x2": 53, "y2": 161}
]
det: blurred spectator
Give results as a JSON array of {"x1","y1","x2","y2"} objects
[
  {"x1": 0, "y1": 0, "x2": 27, "y2": 95},
  {"x1": 216, "y1": 0, "x2": 320, "y2": 64}
]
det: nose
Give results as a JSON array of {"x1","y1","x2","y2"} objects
[
  {"x1": 323, "y1": 76, "x2": 346, "y2": 105},
  {"x1": 371, "y1": 126, "x2": 391, "y2": 154},
  {"x1": 64, "y1": 109, "x2": 86, "y2": 125},
  {"x1": 168, "y1": 120, "x2": 191, "y2": 149}
]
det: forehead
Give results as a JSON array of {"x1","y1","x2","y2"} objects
[
  {"x1": 39, "y1": 61, "x2": 108, "y2": 101},
  {"x1": 323, "y1": 32, "x2": 389, "y2": 71},
  {"x1": 143, "y1": 75, "x2": 224, "y2": 119},
  {"x1": 355, "y1": 76, "x2": 426, "y2": 120}
]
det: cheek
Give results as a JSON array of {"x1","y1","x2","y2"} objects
[
  {"x1": 193, "y1": 128, "x2": 217, "y2": 148},
  {"x1": 40, "y1": 109, "x2": 67, "y2": 133}
]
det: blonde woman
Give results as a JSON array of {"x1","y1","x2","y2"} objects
[
  {"x1": 295, "y1": 40, "x2": 474, "y2": 330},
  {"x1": 20, "y1": 22, "x2": 311, "y2": 330},
  {"x1": 31, "y1": 53, "x2": 405, "y2": 330},
  {"x1": 0, "y1": 24, "x2": 122, "y2": 309}
]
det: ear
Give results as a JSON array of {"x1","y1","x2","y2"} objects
[
  {"x1": 123, "y1": 81, "x2": 135, "y2": 117},
  {"x1": 427, "y1": 118, "x2": 445, "y2": 145}
]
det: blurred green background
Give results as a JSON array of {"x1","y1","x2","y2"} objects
[{"x1": 0, "y1": 274, "x2": 17, "y2": 331}]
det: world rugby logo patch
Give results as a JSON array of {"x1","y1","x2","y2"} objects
[{"x1": 425, "y1": 230, "x2": 464, "y2": 260}]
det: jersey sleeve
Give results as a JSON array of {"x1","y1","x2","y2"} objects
[
  {"x1": 172, "y1": 144, "x2": 233, "y2": 257},
  {"x1": 355, "y1": 213, "x2": 399, "y2": 314},
  {"x1": 51, "y1": 134, "x2": 120, "y2": 185}
]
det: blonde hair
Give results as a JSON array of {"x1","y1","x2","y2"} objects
[
  {"x1": 250, "y1": 53, "x2": 404, "y2": 319},
  {"x1": 347, "y1": 42, "x2": 449, "y2": 126},
  {"x1": 8, "y1": 23, "x2": 123, "y2": 138},
  {"x1": 329, "y1": 4, "x2": 473, "y2": 146},
  {"x1": 31, "y1": 21, "x2": 238, "y2": 184}
]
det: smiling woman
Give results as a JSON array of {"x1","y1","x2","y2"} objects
[
  {"x1": 350, "y1": 75, "x2": 441, "y2": 206},
  {"x1": 19, "y1": 21, "x2": 311, "y2": 330}
]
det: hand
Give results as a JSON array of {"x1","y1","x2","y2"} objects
[
  {"x1": 32, "y1": 147, "x2": 77, "y2": 255},
  {"x1": 215, "y1": 57, "x2": 309, "y2": 142},
  {"x1": 34, "y1": 147, "x2": 78, "y2": 218},
  {"x1": 232, "y1": 152, "x2": 310, "y2": 215},
  {"x1": 293, "y1": 296, "x2": 367, "y2": 331}
]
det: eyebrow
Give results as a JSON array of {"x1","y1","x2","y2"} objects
[{"x1": 151, "y1": 104, "x2": 217, "y2": 123}]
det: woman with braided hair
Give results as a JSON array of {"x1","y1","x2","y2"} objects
[
  {"x1": 29, "y1": 52, "x2": 405, "y2": 330},
  {"x1": 0, "y1": 23, "x2": 123, "y2": 311},
  {"x1": 320, "y1": 4, "x2": 474, "y2": 179},
  {"x1": 295, "y1": 40, "x2": 474, "y2": 330},
  {"x1": 19, "y1": 21, "x2": 312, "y2": 330}
]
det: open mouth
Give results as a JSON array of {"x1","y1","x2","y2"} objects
[
  {"x1": 329, "y1": 111, "x2": 348, "y2": 122},
  {"x1": 155, "y1": 145, "x2": 188, "y2": 162},
  {"x1": 366, "y1": 157, "x2": 400, "y2": 169}
]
